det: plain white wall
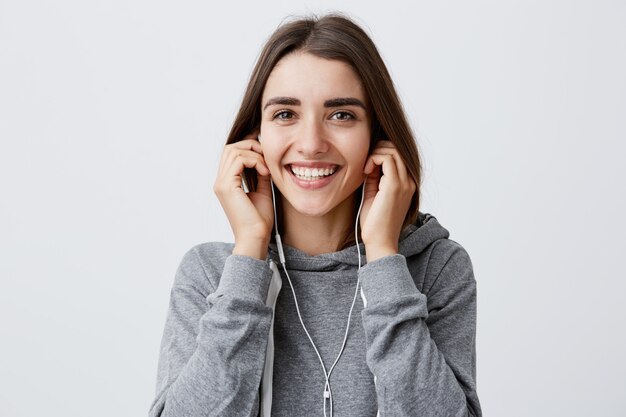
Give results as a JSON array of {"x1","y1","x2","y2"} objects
[{"x1": 1, "y1": 0, "x2": 624, "y2": 415}]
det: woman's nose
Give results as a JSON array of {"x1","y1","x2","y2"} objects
[{"x1": 295, "y1": 120, "x2": 329, "y2": 157}]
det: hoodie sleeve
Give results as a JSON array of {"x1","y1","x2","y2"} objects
[
  {"x1": 359, "y1": 241, "x2": 482, "y2": 417},
  {"x1": 149, "y1": 245, "x2": 273, "y2": 417}
]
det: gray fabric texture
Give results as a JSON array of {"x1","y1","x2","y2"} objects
[{"x1": 149, "y1": 212, "x2": 482, "y2": 416}]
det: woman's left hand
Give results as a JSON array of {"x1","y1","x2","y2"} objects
[{"x1": 360, "y1": 140, "x2": 416, "y2": 262}]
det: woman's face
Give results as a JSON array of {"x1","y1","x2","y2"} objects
[{"x1": 259, "y1": 52, "x2": 371, "y2": 220}]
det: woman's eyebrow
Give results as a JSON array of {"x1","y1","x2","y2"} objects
[
  {"x1": 263, "y1": 96, "x2": 366, "y2": 110},
  {"x1": 263, "y1": 97, "x2": 300, "y2": 110},
  {"x1": 324, "y1": 97, "x2": 366, "y2": 109}
]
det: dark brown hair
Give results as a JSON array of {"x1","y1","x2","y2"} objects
[{"x1": 226, "y1": 12, "x2": 422, "y2": 250}]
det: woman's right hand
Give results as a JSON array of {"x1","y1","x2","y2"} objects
[{"x1": 213, "y1": 132, "x2": 274, "y2": 260}]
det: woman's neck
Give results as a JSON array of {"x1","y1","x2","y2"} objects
[{"x1": 280, "y1": 196, "x2": 357, "y2": 256}]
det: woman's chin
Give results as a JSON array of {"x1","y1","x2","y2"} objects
[
  {"x1": 290, "y1": 203, "x2": 330, "y2": 218},
  {"x1": 282, "y1": 192, "x2": 357, "y2": 220}
]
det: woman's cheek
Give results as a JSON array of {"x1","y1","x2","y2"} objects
[{"x1": 260, "y1": 147, "x2": 281, "y2": 176}]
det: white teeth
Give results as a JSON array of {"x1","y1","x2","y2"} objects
[{"x1": 290, "y1": 165, "x2": 337, "y2": 180}]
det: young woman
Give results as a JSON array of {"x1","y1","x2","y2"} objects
[{"x1": 150, "y1": 13, "x2": 482, "y2": 417}]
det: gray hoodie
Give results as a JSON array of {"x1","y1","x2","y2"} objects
[{"x1": 149, "y1": 212, "x2": 482, "y2": 416}]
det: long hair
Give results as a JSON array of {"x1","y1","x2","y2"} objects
[{"x1": 225, "y1": 13, "x2": 423, "y2": 250}]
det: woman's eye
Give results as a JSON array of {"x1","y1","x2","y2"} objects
[
  {"x1": 331, "y1": 111, "x2": 355, "y2": 121},
  {"x1": 273, "y1": 110, "x2": 293, "y2": 120}
]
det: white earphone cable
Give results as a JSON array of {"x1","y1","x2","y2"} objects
[
  {"x1": 323, "y1": 174, "x2": 368, "y2": 417},
  {"x1": 269, "y1": 176, "x2": 367, "y2": 417}
]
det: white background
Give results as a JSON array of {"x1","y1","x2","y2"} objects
[{"x1": 1, "y1": 1, "x2": 625, "y2": 416}]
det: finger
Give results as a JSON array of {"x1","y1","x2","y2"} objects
[
  {"x1": 230, "y1": 138, "x2": 264, "y2": 155},
  {"x1": 362, "y1": 171, "x2": 381, "y2": 200},
  {"x1": 364, "y1": 153, "x2": 399, "y2": 182},
  {"x1": 234, "y1": 152, "x2": 270, "y2": 177},
  {"x1": 222, "y1": 146, "x2": 266, "y2": 171},
  {"x1": 363, "y1": 154, "x2": 376, "y2": 175},
  {"x1": 370, "y1": 150, "x2": 409, "y2": 185},
  {"x1": 217, "y1": 157, "x2": 268, "y2": 196},
  {"x1": 369, "y1": 142, "x2": 411, "y2": 185},
  {"x1": 363, "y1": 147, "x2": 382, "y2": 174},
  {"x1": 218, "y1": 140, "x2": 263, "y2": 175},
  {"x1": 363, "y1": 154, "x2": 379, "y2": 176},
  {"x1": 222, "y1": 150, "x2": 270, "y2": 180}
]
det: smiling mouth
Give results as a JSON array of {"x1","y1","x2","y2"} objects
[{"x1": 287, "y1": 164, "x2": 340, "y2": 181}]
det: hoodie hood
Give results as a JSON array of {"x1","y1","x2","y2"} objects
[{"x1": 267, "y1": 212, "x2": 450, "y2": 271}]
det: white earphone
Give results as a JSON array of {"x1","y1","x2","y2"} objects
[{"x1": 265, "y1": 166, "x2": 367, "y2": 417}]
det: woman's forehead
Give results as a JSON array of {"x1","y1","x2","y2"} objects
[{"x1": 262, "y1": 52, "x2": 367, "y2": 106}]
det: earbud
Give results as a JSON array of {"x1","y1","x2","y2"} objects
[{"x1": 257, "y1": 134, "x2": 262, "y2": 142}]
